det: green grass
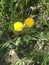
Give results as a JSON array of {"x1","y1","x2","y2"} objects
[{"x1": 0, "y1": 0, "x2": 49, "y2": 65}]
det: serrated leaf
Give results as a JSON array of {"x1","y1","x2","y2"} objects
[
  {"x1": 23, "y1": 35, "x2": 30, "y2": 45},
  {"x1": 14, "y1": 37, "x2": 21, "y2": 46}
]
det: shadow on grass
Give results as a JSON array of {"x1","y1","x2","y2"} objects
[{"x1": 0, "y1": 48, "x2": 11, "y2": 65}]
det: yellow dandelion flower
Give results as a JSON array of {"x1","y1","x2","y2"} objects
[
  {"x1": 24, "y1": 18, "x2": 35, "y2": 28},
  {"x1": 14, "y1": 22, "x2": 23, "y2": 32}
]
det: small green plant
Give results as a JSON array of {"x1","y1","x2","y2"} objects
[{"x1": 0, "y1": 0, "x2": 49, "y2": 65}]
